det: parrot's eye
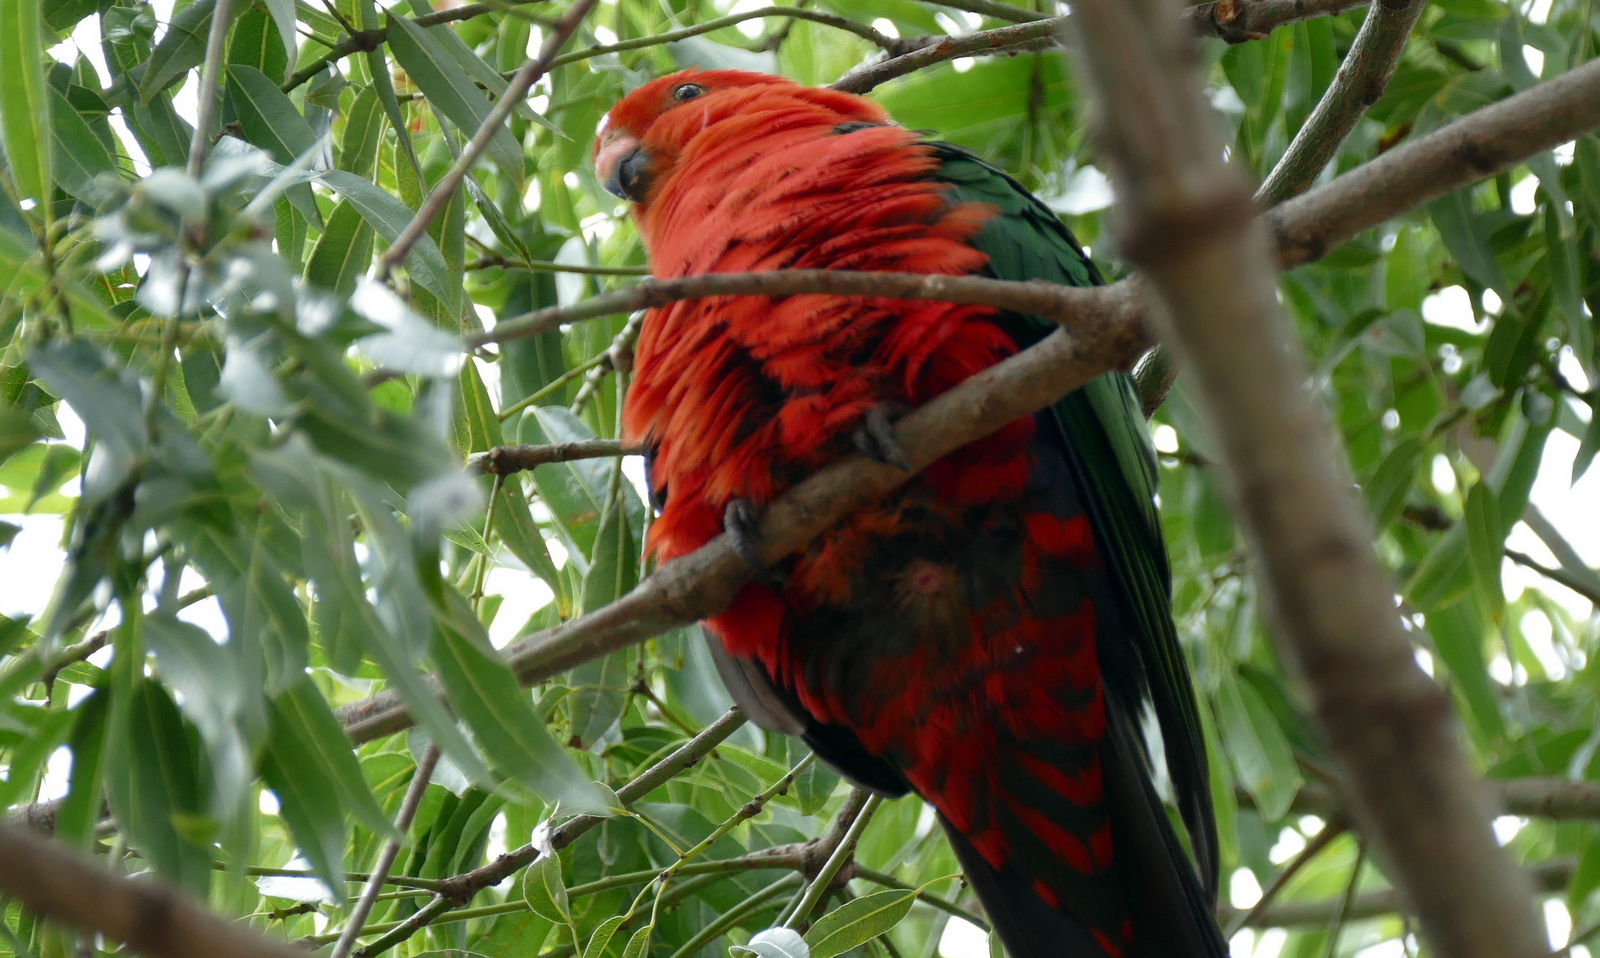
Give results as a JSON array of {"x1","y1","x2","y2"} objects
[{"x1": 670, "y1": 83, "x2": 706, "y2": 102}]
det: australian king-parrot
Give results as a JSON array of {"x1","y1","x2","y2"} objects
[{"x1": 592, "y1": 69, "x2": 1227, "y2": 958}]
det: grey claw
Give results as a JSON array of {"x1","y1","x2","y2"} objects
[
  {"x1": 853, "y1": 404, "x2": 912, "y2": 472},
  {"x1": 724, "y1": 499, "x2": 787, "y2": 590}
]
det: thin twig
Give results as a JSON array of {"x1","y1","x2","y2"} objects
[
  {"x1": 1225, "y1": 819, "x2": 1348, "y2": 935},
  {"x1": 282, "y1": 0, "x2": 549, "y2": 91},
  {"x1": 471, "y1": 439, "x2": 639, "y2": 475},
  {"x1": 376, "y1": 0, "x2": 600, "y2": 281},
  {"x1": 472, "y1": 270, "x2": 1126, "y2": 349},
  {"x1": 1218, "y1": 858, "x2": 1575, "y2": 928},
  {"x1": 186, "y1": 0, "x2": 236, "y2": 175},
  {"x1": 329, "y1": 746, "x2": 439, "y2": 958},
  {"x1": 1255, "y1": 0, "x2": 1426, "y2": 206},
  {"x1": 342, "y1": 710, "x2": 749, "y2": 955},
  {"x1": 1323, "y1": 842, "x2": 1368, "y2": 958},
  {"x1": 545, "y1": 6, "x2": 905, "y2": 69},
  {"x1": 1184, "y1": 0, "x2": 1369, "y2": 43},
  {"x1": 1507, "y1": 550, "x2": 1600, "y2": 606},
  {"x1": 922, "y1": 0, "x2": 1046, "y2": 23},
  {"x1": 781, "y1": 795, "x2": 883, "y2": 927},
  {"x1": 830, "y1": 18, "x2": 1063, "y2": 94},
  {"x1": 831, "y1": 0, "x2": 1374, "y2": 95},
  {"x1": 468, "y1": 254, "x2": 650, "y2": 276}
]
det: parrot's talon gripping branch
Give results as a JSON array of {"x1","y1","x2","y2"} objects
[
  {"x1": 851, "y1": 403, "x2": 913, "y2": 471},
  {"x1": 724, "y1": 499, "x2": 788, "y2": 590}
]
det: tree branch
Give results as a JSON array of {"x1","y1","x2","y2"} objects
[
  {"x1": 375, "y1": 0, "x2": 599, "y2": 281},
  {"x1": 1140, "y1": 0, "x2": 1425, "y2": 414},
  {"x1": 0, "y1": 824, "x2": 308, "y2": 958},
  {"x1": 470, "y1": 439, "x2": 639, "y2": 475},
  {"x1": 830, "y1": 0, "x2": 1373, "y2": 95},
  {"x1": 1069, "y1": 0, "x2": 1548, "y2": 948},
  {"x1": 1267, "y1": 55, "x2": 1600, "y2": 268},
  {"x1": 543, "y1": 7, "x2": 905, "y2": 69},
  {"x1": 1255, "y1": 0, "x2": 1425, "y2": 206},
  {"x1": 472, "y1": 270, "x2": 1122, "y2": 349},
  {"x1": 282, "y1": 0, "x2": 548, "y2": 92},
  {"x1": 1187, "y1": 0, "x2": 1369, "y2": 44},
  {"x1": 329, "y1": 746, "x2": 439, "y2": 958},
  {"x1": 1220, "y1": 859, "x2": 1574, "y2": 928}
]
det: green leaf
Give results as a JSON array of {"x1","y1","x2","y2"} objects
[
  {"x1": 1575, "y1": 405, "x2": 1600, "y2": 484},
  {"x1": 583, "y1": 915, "x2": 627, "y2": 958},
  {"x1": 305, "y1": 199, "x2": 373, "y2": 296},
  {"x1": 337, "y1": 84, "x2": 385, "y2": 180},
  {"x1": 141, "y1": 0, "x2": 218, "y2": 104},
  {"x1": 523, "y1": 853, "x2": 571, "y2": 923},
  {"x1": 1571, "y1": 828, "x2": 1600, "y2": 913},
  {"x1": 259, "y1": 0, "x2": 298, "y2": 71},
  {"x1": 27, "y1": 340, "x2": 149, "y2": 468},
  {"x1": 262, "y1": 729, "x2": 348, "y2": 898},
  {"x1": 619, "y1": 925, "x2": 651, "y2": 958},
  {"x1": 1363, "y1": 437, "x2": 1424, "y2": 530},
  {"x1": 804, "y1": 890, "x2": 917, "y2": 958},
  {"x1": 271, "y1": 677, "x2": 399, "y2": 838},
  {"x1": 471, "y1": 911, "x2": 555, "y2": 958},
  {"x1": 318, "y1": 169, "x2": 455, "y2": 305},
  {"x1": 1463, "y1": 480, "x2": 1505, "y2": 624},
  {"x1": 794, "y1": 753, "x2": 841, "y2": 815},
  {"x1": 0, "y1": 0, "x2": 53, "y2": 208},
  {"x1": 0, "y1": 707, "x2": 73, "y2": 810},
  {"x1": 385, "y1": 13, "x2": 524, "y2": 182},
  {"x1": 105, "y1": 680, "x2": 214, "y2": 897},
  {"x1": 1428, "y1": 187, "x2": 1510, "y2": 299},
  {"x1": 185, "y1": 526, "x2": 310, "y2": 695},
  {"x1": 455, "y1": 358, "x2": 502, "y2": 453},
  {"x1": 1215, "y1": 672, "x2": 1301, "y2": 821},
  {"x1": 0, "y1": 406, "x2": 40, "y2": 465},
  {"x1": 57, "y1": 685, "x2": 111, "y2": 850},
  {"x1": 1427, "y1": 600, "x2": 1505, "y2": 743},
  {"x1": 227, "y1": 4, "x2": 289, "y2": 82},
  {"x1": 430, "y1": 590, "x2": 605, "y2": 811},
  {"x1": 1543, "y1": 200, "x2": 1592, "y2": 374},
  {"x1": 224, "y1": 63, "x2": 323, "y2": 228},
  {"x1": 144, "y1": 611, "x2": 260, "y2": 815}
]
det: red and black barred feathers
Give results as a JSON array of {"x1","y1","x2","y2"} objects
[{"x1": 594, "y1": 69, "x2": 1226, "y2": 958}]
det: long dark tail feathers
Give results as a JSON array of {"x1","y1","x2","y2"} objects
[
  {"x1": 945, "y1": 694, "x2": 1227, "y2": 958},
  {"x1": 943, "y1": 820, "x2": 1112, "y2": 958}
]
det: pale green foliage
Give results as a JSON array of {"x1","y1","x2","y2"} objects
[{"x1": 0, "y1": 0, "x2": 1598, "y2": 956}]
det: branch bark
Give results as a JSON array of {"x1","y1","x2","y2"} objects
[
  {"x1": 0, "y1": 824, "x2": 308, "y2": 958},
  {"x1": 470, "y1": 439, "x2": 639, "y2": 475},
  {"x1": 1068, "y1": 0, "x2": 1546, "y2": 950},
  {"x1": 1255, "y1": 0, "x2": 1425, "y2": 206}
]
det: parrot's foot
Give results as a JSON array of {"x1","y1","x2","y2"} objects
[
  {"x1": 853, "y1": 403, "x2": 912, "y2": 472},
  {"x1": 724, "y1": 499, "x2": 787, "y2": 590}
]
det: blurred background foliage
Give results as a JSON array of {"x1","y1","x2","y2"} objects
[{"x1": 0, "y1": 0, "x2": 1599, "y2": 955}]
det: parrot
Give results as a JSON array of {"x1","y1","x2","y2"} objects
[{"x1": 591, "y1": 69, "x2": 1227, "y2": 958}]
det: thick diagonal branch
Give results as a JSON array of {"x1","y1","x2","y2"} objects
[
  {"x1": 0, "y1": 823, "x2": 308, "y2": 958},
  {"x1": 1069, "y1": 0, "x2": 1547, "y2": 950}
]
